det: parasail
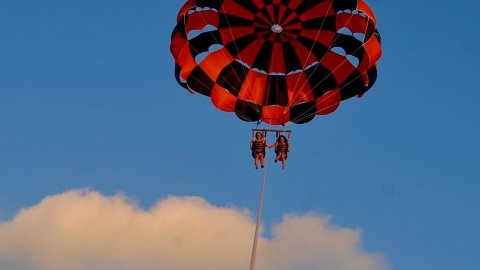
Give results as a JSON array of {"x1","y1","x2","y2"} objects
[{"x1": 171, "y1": 0, "x2": 382, "y2": 126}]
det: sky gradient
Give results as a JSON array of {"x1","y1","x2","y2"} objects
[{"x1": 1, "y1": 0, "x2": 480, "y2": 269}]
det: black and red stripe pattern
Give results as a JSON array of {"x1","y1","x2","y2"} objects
[{"x1": 171, "y1": 0, "x2": 382, "y2": 125}]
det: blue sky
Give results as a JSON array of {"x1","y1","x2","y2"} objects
[{"x1": 1, "y1": 0, "x2": 479, "y2": 269}]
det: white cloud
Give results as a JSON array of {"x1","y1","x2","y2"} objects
[{"x1": 0, "y1": 190, "x2": 387, "y2": 270}]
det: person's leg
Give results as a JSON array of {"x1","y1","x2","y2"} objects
[{"x1": 281, "y1": 153, "x2": 287, "y2": 169}]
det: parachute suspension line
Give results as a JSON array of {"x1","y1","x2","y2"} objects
[
  {"x1": 249, "y1": 151, "x2": 268, "y2": 270},
  {"x1": 290, "y1": 37, "x2": 372, "y2": 124},
  {"x1": 218, "y1": 8, "x2": 260, "y2": 114},
  {"x1": 287, "y1": 8, "x2": 361, "y2": 122},
  {"x1": 180, "y1": 73, "x2": 255, "y2": 121},
  {"x1": 174, "y1": 61, "x2": 255, "y2": 122},
  {"x1": 292, "y1": 66, "x2": 373, "y2": 124},
  {"x1": 287, "y1": 0, "x2": 335, "y2": 109},
  {"x1": 180, "y1": 7, "x2": 260, "y2": 117},
  {"x1": 289, "y1": 13, "x2": 374, "y2": 123}
]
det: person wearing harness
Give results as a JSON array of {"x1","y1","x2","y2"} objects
[
  {"x1": 250, "y1": 132, "x2": 267, "y2": 169},
  {"x1": 269, "y1": 135, "x2": 290, "y2": 169}
]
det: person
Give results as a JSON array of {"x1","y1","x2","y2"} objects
[
  {"x1": 250, "y1": 132, "x2": 266, "y2": 169},
  {"x1": 269, "y1": 135, "x2": 290, "y2": 169}
]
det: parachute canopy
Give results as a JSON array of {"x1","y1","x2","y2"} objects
[{"x1": 171, "y1": 0, "x2": 382, "y2": 125}]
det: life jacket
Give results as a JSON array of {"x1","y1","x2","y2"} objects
[
  {"x1": 275, "y1": 142, "x2": 288, "y2": 154},
  {"x1": 252, "y1": 140, "x2": 265, "y2": 153}
]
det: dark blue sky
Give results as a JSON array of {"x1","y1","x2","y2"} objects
[{"x1": 1, "y1": 1, "x2": 479, "y2": 269}]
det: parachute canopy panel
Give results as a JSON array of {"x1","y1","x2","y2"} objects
[{"x1": 171, "y1": 0, "x2": 382, "y2": 125}]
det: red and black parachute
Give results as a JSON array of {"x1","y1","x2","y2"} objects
[{"x1": 171, "y1": 0, "x2": 382, "y2": 125}]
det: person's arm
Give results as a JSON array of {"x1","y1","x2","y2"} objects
[
  {"x1": 267, "y1": 141, "x2": 276, "y2": 148},
  {"x1": 287, "y1": 142, "x2": 291, "y2": 152}
]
